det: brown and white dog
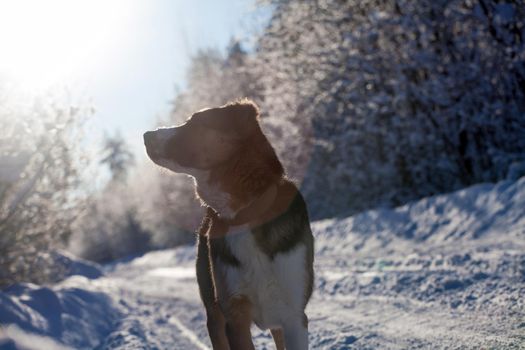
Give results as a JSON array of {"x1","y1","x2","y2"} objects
[{"x1": 143, "y1": 99, "x2": 314, "y2": 350}]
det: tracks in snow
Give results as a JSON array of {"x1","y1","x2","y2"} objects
[{"x1": 168, "y1": 316, "x2": 210, "y2": 350}]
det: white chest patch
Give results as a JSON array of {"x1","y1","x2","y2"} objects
[
  {"x1": 195, "y1": 176, "x2": 236, "y2": 219},
  {"x1": 214, "y1": 230, "x2": 308, "y2": 330}
]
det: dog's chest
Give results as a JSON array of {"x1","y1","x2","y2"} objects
[{"x1": 216, "y1": 229, "x2": 306, "y2": 329}]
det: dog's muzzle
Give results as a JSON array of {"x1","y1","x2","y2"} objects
[{"x1": 143, "y1": 131, "x2": 162, "y2": 160}]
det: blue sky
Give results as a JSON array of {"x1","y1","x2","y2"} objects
[
  {"x1": 0, "y1": 0, "x2": 268, "y2": 159},
  {"x1": 86, "y1": 0, "x2": 267, "y2": 157}
]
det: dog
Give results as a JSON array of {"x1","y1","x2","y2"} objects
[{"x1": 143, "y1": 99, "x2": 314, "y2": 350}]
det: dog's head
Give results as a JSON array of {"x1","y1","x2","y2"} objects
[{"x1": 144, "y1": 100, "x2": 284, "y2": 207}]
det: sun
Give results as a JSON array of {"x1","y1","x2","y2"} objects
[{"x1": 0, "y1": 0, "x2": 135, "y2": 91}]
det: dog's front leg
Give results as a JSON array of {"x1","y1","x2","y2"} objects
[
  {"x1": 270, "y1": 328, "x2": 285, "y2": 350},
  {"x1": 224, "y1": 295, "x2": 255, "y2": 350},
  {"x1": 206, "y1": 302, "x2": 230, "y2": 350},
  {"x1": 196, "y1": 235, "x2": 229, "y2": 349},
  {"x1": 282, "y1": 313, "x2": 309, "y2": 350}
]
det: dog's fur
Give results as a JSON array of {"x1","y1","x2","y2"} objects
[{"x1": 144, "y1": 99, "x2": 314, "y2": 349}]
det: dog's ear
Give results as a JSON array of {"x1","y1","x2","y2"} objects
[
  {"x1": 224, "y1": 99, "x2": 260, "y2": 139},
  {"x1": 228, "y1": 99, "x2": 284, "y2": 178}
]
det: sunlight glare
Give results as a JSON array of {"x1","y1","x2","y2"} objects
[{"x1": 0, "y1": 0, "x2": 136, "y2": 91}]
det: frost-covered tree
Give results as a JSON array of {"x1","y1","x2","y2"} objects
[
  {"x1": 257, "y1": 0, "x2": 525, "y2": 218},
  {"x1": 101, "y1": 132, "x2": 135, "y2": 183},
  {"x1": 69, "y1": 132, "x2": 150, "y2": 262},
  {"x1": 0, "y1": 91, "x2": 91, "y2": 287}
]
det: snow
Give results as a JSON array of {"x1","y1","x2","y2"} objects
[
  {"x1": 1, "y1": 177, "x2": 524, "y2": 349},
  {"x1": 51, "y1": 251, "x2": 104, "y2": 280},
  {"x1": 0, "y1": 283, "x2": 119, "y2": 349}
]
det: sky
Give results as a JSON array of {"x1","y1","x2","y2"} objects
[{"x1": 0, "y1": 0, "x2": 268, "y2": 159}]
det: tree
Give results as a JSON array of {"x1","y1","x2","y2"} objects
[
  {"x1": 255, "y1": 0, "x2": 525, "y2": 218},
  {"x1": 0, "y1": 91, "x2": 91, "y2": 287},
  {"x1": 100, "y1": 132, "x2": 135, "y2": 183},
  {"x1": 70, "y1": 132, "x2": 151, "y2": 262}
]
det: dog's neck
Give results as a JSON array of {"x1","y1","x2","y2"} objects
[
  {"x1": 193, "y1": 171, "x2": 237, "y2": 219},
  {"x1": 205, "y1": 183, "x2": 278, "y2": 238},
  {"x1": 193, "y1": 169, "x2": 278, "y2": 222}
]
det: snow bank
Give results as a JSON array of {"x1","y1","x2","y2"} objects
[
  {"x1": 51, "y1": 250, "x2": 104, "y2": 280},
  {"x1": 0, "y1": 282, "x2": 120, "y2": 350},
  {"x1": 0, "y1": 253, "x2": 115, "y2": 350},
  {"x1": 310, "y1": 177, "x2": 524, "y2": 349},
  {"x1": 314, "y1": 176, "x2": 525, "y2": 257}
]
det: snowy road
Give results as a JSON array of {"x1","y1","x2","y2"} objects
[
  {"x1": 1, "y1": 178, "x2": 524, "y2": 349},
  {"x1": 84, "y1": 244, "x2": 522, "y2": 349}
]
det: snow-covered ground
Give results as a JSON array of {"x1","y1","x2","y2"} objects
[{"x1": 1, "y1": 177, "x2": 524, "y2": 349}]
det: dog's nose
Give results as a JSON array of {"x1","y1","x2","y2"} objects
[{"x1": 143, "y1": 131, "x2": 155, "y2": 145}]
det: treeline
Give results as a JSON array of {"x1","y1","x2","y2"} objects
[{"x1": 159, "y1": 0, "x2": 525, "y2": 220}]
